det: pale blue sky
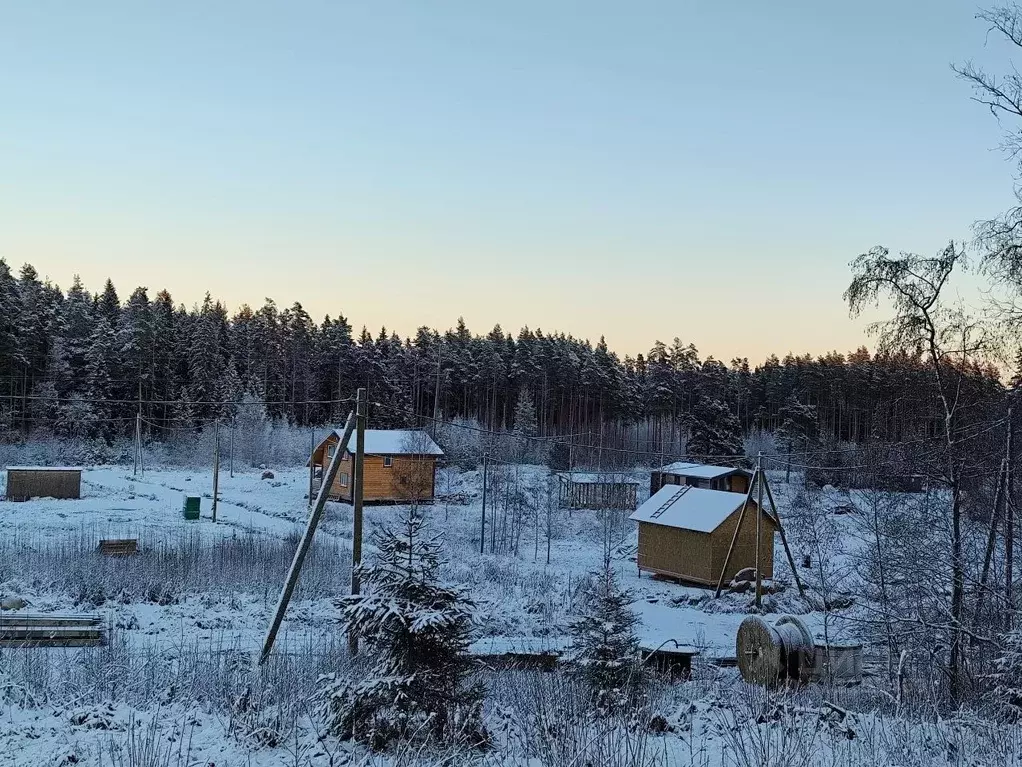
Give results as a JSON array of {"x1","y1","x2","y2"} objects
[{"x1": 0, "y1": 1, "x2": 1013, "y2": 360}]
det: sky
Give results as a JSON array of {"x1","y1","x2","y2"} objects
[{"x1": 0, "y1": 1, "x2": 1017, "y2": 362}]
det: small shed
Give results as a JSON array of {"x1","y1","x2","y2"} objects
[
  {"x1": 557, "y1": 472, "x2": 641, "y2": 510},
  {"x1": 630, "y1": 484, "x2": 776, "y2": 586},
  {"x1": 310, "y1": 429, "x2": 444, "y2": 503},
  {"x1": 650, "y1": 461, "x2": 752, "y2": 496},
  {"x1": 4, "y1": 467, "x2": 83, "y2": 501}
]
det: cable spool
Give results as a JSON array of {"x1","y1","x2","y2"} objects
[{"x1": 736, "y1": 614, "x2": 814, "y2": 686}]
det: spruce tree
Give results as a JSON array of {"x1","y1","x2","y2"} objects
[
  {"x1": 686, "y1": 395, "x2": 745, "y2": 461},
  {"x1": 512, "y1": 388, "x2": 539, "y2": 462},
  {"x1": 569, "y1": 565, "x2": 643, "y2": 713},
  {"x1": 323, "y1": 509, "x2": 486, "y2": 751}
]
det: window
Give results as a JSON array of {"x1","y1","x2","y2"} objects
[
  {"x1": 339, "y1": 472, "x2": 349, "y2": 487},
  {"x1": 327, "y1": 445, "x2": 336, "y2": 458},
  {"x1": 383, "y1": 456, "x2": 393, "y2": 468}
]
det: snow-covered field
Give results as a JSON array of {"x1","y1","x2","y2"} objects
[{"x1": 0, "y1": 464, "x2": 1018, "y2": 765}]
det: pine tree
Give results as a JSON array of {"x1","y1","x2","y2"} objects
[
  {"x1": 569, "y1": 565, "x2": 643, "y2": 713},
  {"x1": 323, "y1": 509, "x2": 486, "y2": 750}
]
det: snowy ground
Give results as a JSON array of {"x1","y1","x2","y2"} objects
[{"x1": 0, "y1": 463, "x2": 984, "y2": 765}]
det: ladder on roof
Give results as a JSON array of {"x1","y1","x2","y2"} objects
[{"x1": 649, "y1": 485, "x2": 689, "y2": 519}]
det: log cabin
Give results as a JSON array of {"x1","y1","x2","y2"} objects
[
  {"x1": 310, "y1": 429, "x2": 444, "y2": 503},
  {"x1": 649, "y1": 461, "x2": 752, "y2": 497},
  {"x1": 630, "y1": 484, "x2": 776, "y2": 586}
]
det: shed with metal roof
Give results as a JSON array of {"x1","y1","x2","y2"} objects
[{"x1": 629, "y1": 485, "x2": 776, "y2": 586}]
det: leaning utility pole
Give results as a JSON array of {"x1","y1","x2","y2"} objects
[
  {"x1": 349, "y1": 387, "x2": 367, "y2": 656},
  {"x1": 260, "y1": 412, "x2": 356, "y2": 665}
]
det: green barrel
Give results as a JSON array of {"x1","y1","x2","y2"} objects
[{"x1": 182, "y1": 496, "x2": 201, "y2": 520}]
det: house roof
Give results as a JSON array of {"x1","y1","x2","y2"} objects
[
  {"x1": 556, "y1": 472, "x2": 642, "y2": 485},
  {"x1": 659, "y1": 461, "x2": 750, "y2": 479},
  {"x1": 328, "y1": 429, "x2": 444, "y2": 456},
  {"x1": 630, "y1": 484, "x2": 766, "y2": 533}
]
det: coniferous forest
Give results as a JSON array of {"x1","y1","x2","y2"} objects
[{"x1": 0, "y1": 258, "x2": 1007, "y2": 466}]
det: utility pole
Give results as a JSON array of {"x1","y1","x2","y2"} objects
[
  {"x1": 133, "y1": 411, "x2": 141, "y2": 477},
  {"x1": 212, "y1": 419, "x2": 220, "y2": 523},
  {"x1": 134, "y1": 380, "x2": 142, "y2": 477},
  {"x1": 1008, "y1": 401, "x2": 1016, "y2": 616},
  {"x1": 480, "y1": 453, "x2": 489, "y2": 554},
  {"x1": 229, "y1": 415, "x2": 235, "y2": 478},
  {"x1": 308, "y1": 428, "x2": 316, "y2": 507},
  {"x1": 260, "y1": 412, "x2": 355, "y2": 665},
  {"x1": 432, "y1": 344, "x2": 442, "y2": 439},
  {"x1": 349, "y1": 387, "x2": 367, "y2": 656},
  {"x1": 754, "y1": 452, "x2": 764, "y2": 609}
]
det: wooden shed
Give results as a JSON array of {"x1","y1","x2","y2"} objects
[
  {"x1": 650, "y1": 461, "x2": 752, "y2": 497},
  {"x1": 4, "y1": 467, "x2": 83, "y2": 501},
  {"x1": 310, "y1": 429, "x2": 443, "y2": 503},
  {"x1": 557, "y1": 472, "x2": 641, "y2": 510},
  {"x1": 630, "y1": 484, "x2": 776, "y2": 586}
]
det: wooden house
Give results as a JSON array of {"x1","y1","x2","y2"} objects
[
  {"x1": 557, "y1": 472, "x2": 641, "y2": 510},
  {"x1": 630, "y1": 484, "x2": 776, "y2": 586},
  {"x1": 4, "y1": 467, "x2": 82, "y2": 501},
  {"x1": 650, "y1": 461, "x2": 752, "y2": 497},
  {"x1": 310, "y1": 429, "x2": 443, "y2": 503}
]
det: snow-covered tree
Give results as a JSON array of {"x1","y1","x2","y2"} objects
[
  {"x1": 323, "y1": 509, "x2": 486, "y2": 751},
  {"x1": 513, "y1": 388, "x2": 539, "y2": 462},
  {"x1": 569, "y1": 566, "x2": 643, "y2": 713},
  {"x1": 686, "y1": 395, "x2": 744, "y2": 461}
]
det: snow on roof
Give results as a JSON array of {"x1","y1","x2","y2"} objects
[
  {"x1": 659, "y1": 461, "x2": 749, "y2": 479},
  {"x1": 630, "y1": 485, "x2": 756, "y2": 533},
  {"x1": 556, "y1": 472, "x2": 642, "y2": 485},
  {"x1": 330, "y1": 429, "x2": 444, "y2": 456},
  {"x1": 5, "y1": 466, "x2": 83, "y2": 472}
]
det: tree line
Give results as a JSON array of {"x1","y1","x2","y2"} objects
[{"x1": 0, "y1": 260, "x2": 1004, "y2": 464}]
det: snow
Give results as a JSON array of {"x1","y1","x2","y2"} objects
[
  {"x1": 556, "y1": 472, "x2": 642, "y2": 484},
  {"x1": 5, "y1": 465, "x2": 83, "y2": 471},
  {"x1": 659, "y1": 461, "x2": 747, "y2": 479},
  {"x1": 329, "y1": 428, "x2": 444, "y2": 455},
  {"x1": 0, "y1": 459, "x2": 952, "y2": 764},
  {"x1": 630, "y1": 484, "x2": 760, "y2": 533}
]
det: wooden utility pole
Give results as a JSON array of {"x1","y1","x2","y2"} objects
[
  {"x1": 349, "y1": 387, "x2": 367, "y2": 656},
  {"x1": 480, "y1": 453, "x2": 489, "y2": 554},
  {"x1": 308, "y1": 428, "x2": 316, "y2": 507},
  {"x1": 229, "y1": 415, "x2": 235, "y2": 478},
  {"x1": 758, "y1": 472, "x2": 806, "y2": 598},
  {"x1": 755, "y1": 453, "x2": 764, "y2": 608},
  {"x1": 212, "y1": 419, "x2": 220, "y2": 523},
  {"x1": 1007, "y1": 401, "x2": 1016, "y2": 615},
  {"x1": 260, "y1": 412, "x2": 355, "y2": 664},
  {"x1": 714, "y1": 473, "x2": 758, "y2": 598},
  {"x1": 133, "y1": 411, "x2": 141, "y2": 477},
  {"x1": 432, "y1": 344, "x2": 442, "y2": 440}
]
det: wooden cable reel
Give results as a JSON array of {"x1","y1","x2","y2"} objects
[{"x1": 736, "y1": 614, "x2": 814, "y2": 686}]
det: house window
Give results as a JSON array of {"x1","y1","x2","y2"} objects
[
  {"x1": 339, "y1": 472, "x2": 349, "y2": 487},
  {"x1": 383, "y1": 456, "x2": 393, "y2": 468},
  {"x1": 327, "y1": 445, "x2": 336, "y2": 459}
]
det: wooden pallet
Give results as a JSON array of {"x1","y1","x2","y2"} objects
[
  {"x1": 0, "y1": 614, "x2": 106, "y2": 648},
  {"x1": 98, "y1": 538, "x2": 138, "y2": 557}
]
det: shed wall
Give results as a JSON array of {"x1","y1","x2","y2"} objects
[
  {"x1": 710, "y1": 502, "x2": 775, "y2": 582},
  {"x1": 636, "y1": 524, "x2": 714, "y2": 583},
  {"x1": 5, "y1": 469, "x2": 82, "y2": 500}
]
